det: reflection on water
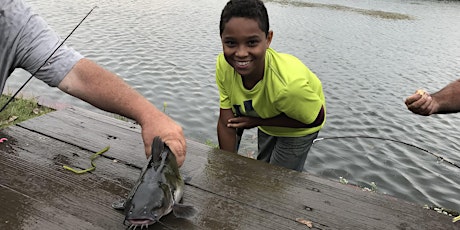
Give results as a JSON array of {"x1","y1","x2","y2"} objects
[
  {"x1": 5, "y1": 0, "x2": 460, "y2": 212},
  {"x1": 265, "y1": 0, "x2": 414, "y2": 20}
]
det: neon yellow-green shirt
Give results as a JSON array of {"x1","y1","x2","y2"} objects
[{"x1": 216, "y1": 48, "x2": 326, "y2": 137}]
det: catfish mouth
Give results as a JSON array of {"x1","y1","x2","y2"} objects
[{"x1": 126, "y1": 217, "x2": 156, "y2": 226}]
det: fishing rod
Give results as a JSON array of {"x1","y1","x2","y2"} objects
[
  {"x1": 313, "y1": 135, "x2": 460, "y2": 169},
  {"x1": 0, "y1": 6, "x2": 98, "y2": 113}
]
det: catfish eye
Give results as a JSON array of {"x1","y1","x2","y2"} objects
[
  {"x1": 153, "y1": 200, "x2": 163, "y2": 208},
  {"x1": 152, "y1": 212, "x2": 160, "y2": 221},
  {"x1": 128, "y1": 204, "x2": 135, "y2": 214}
]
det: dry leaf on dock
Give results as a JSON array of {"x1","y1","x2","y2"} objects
[{"x1": 295, "y1": 218, "x2": 313, "y2": 228}]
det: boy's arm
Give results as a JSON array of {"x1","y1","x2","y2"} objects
[
  {"x1": 227, "y1": 106, "x2": 325, "y2": 129},
  {"x1": 260, "y1": 106, "x2": 324, "y2": 128},
  {"x1": 217, "y1": 108, "x2": 237, "y2": 152}
]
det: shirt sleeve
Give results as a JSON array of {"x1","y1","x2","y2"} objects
[
  {"x1": 215, "y1": 54, "x2": 232, "y2": 109},
  {"x1": 13, "y1": 0, "x2": 83, "y2": 87},
  {"x1": 275, "y1": 77, "x2": 323, "y2": 125}
]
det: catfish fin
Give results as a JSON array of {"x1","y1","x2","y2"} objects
[
  {"x1": 152, "y1": 136, "x2": 164, "y2": 163},
  {"x1": 111, "y1": 199, "x2": 126, "y2": 210},
  {"x1": 172, "y1": 203, "x2": 198, "y2": 219}
]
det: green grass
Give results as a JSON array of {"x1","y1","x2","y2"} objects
[
  {"x1": 0, "y1": 93, "x2": 54, "y2": 129},
  {"x1": 205, "y1": 139, "x2": 219, "y2": 149}
]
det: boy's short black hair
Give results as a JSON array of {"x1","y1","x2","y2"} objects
[{"x1": 219, "y1": 0, "x2": 270, "y2": 37}]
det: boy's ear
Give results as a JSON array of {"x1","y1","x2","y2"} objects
[{"x1": 266, "y1": 30, "x2": 273, "y2": 47}]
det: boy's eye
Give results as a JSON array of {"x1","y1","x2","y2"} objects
[
  {"x1": 224, "y1": 41, "x2": 236, "y2": 47},
  {"x1": 248, "y1": 40, "x2": 259, "y2": 47}
]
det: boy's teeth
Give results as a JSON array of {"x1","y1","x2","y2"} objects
[{"x1": 236, "y1": 61, "x2": 249, "y2": 66}]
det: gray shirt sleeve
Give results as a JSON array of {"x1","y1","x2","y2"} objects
[{"x1": 0, "y1": 0, "x2": 83, "y2": 91}]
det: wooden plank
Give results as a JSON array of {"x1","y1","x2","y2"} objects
[
  {"x1": 14, "y1": 107, "x2": 458, "y2": 229},
  {"x1": 0, "y1": 128, "x2": 126, "y2": 229},
  {"x1": 0, "y1": 125, "x2": 317, "y2": 230},
  {"x1": 184, "y1": 143, "x2": 456, "y2": 230},
  {"x1": 0, "y1": 184, "x2": 106, "y2": 230},
  {"x1": 17, "y1": 106, "x2": 146, "y2": 167}
]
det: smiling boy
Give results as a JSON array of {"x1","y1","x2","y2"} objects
[{"x1": 215, "y1": 0, "x2": 326, "y2": 171}]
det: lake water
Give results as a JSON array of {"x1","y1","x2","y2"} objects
[{"x1": 5, "y1": 0, "x2": 460, "y2": 213}]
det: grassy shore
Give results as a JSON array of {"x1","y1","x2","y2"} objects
[{"x1": 0, "y1": 93, "x2": 54, "y2": 129}]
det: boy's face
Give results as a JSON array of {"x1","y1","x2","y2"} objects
[{"x1": 221, "y1": 17, "x2": 272, "y2": 80}]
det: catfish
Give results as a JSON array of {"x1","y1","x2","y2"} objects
[{"x1": 112, "y1": 136, "x2": 197, "y2": 228}]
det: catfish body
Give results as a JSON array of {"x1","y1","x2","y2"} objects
[{"x1": 112, "y1": 136, "x2": 196, "y2": 228}]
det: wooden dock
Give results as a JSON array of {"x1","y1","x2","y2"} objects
[{"x1": 0, "y1": 106, "x2": 457, "y2": 229}]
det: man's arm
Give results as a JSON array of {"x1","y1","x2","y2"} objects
[
  {"x1": 405, "y1": 79, "x2": 460, "y2": 115},
  {"x1": 58, "y1": 58, "x2": 186, "y2": 166},
  {"x1": 430, "y1": 79, "x2": 460, "y2": 114}
]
